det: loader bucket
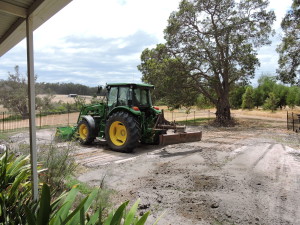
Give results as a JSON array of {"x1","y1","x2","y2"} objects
[
  {"x1": 55, "y1": 126, "x2": 76, "y2": 141},
  {"x1": 159, "y1": 131, "x2": 202, "y2": 145}
]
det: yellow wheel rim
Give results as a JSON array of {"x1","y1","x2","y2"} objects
[
  {"x1": 79, "y1": 123, "x2": 88, "y2": 140},
  {"x1": 109, "y1": 121, "x2": 127, "y2": 146}
]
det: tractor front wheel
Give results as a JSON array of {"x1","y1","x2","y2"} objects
[
  {"x1": 77, "y1": 120, "x2": 95, "y2": 145},
  {"x1": 105, "y1": 111, "x2": 140, "y2": 152}
]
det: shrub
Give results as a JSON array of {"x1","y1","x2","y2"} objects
[
  {"x1": 39, "y1": 143, "x2": 77, "y2": 192},
  {"x1": 0, "y1": 151, "x2": 36, "y2": 224},
  {"x1": 0, "y1": 151, "x2": 152, "y2": 225}
]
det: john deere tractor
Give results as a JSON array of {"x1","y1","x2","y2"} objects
[{"x1": 56, "y1": 83, "x2": 201, "y2": 152}]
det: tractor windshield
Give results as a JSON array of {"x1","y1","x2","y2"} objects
[{"x1": 133, "y1": 88, "x2": 152, "y2": 107}]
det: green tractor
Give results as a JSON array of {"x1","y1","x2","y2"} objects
[{"x1": 56, "y1": 83, "x2": 201, "y2": 152}]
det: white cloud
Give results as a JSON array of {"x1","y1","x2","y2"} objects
[
  {"x1": 268, "y1": 0, "x2": 293, "y2": 29},
  {"x1": 0, "y1": 0, "x2": 295, "y2": 86},
  {"x1": 34, "y1": 0, "x2": 180, "y2": 44}
]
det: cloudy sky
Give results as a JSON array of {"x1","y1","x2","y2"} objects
[{"x1": 0, "y1": 0, "x2": 293, "y2": 87}]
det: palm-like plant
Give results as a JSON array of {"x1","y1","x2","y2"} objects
[{"x1": 0, "y1": 151, "x2": 153, "y2": 225}]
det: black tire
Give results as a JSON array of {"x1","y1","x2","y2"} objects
[
  {"x1": 77, "y1": 120, "x2": 95, "y2": 145},
  {"x1": 105, "y1": 111, "x2": 140, "y2": 152}
]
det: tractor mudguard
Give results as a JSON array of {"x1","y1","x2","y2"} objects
[
  {"x1": 80, "y1": 115, "x2": 97, "y2": 137},
  {"x1": 81, "y1": 115, "x2": 96, "y2": 130}
]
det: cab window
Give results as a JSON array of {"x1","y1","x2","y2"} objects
[
  {"x1": 108, "y1": 87, "x2": 118, "y2": 108},
  {"x1": 133, "y1": 88, "x2": 150, "y2": 106},
  {"x1": 118, "y1": 87, "x2": 129, "y2": 106}
]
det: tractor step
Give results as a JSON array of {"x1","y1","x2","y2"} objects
[{"x1": 159, "y1": 131, "x2": 202, "y2": 145}]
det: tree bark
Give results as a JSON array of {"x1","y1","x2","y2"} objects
[{"x1": 215, "y1": 94, "x2": 232, "y2": 126}]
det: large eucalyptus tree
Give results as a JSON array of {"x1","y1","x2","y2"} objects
[{"x1": 139, "y1": 0, "x2": 275, "y2": 125}]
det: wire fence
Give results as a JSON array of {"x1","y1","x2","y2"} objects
[
  {"x1": 0, "y1": 111, "x2": 80, "y2": 133},
  {"x1": 287, "y1": 111, "x2": 300, "y2": 132},
  {"x1": 0, "y1": 109, "x2": 214, "y2": 133}
]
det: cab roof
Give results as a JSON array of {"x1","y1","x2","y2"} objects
[{"x1": 106, "y1": 83, "x2": 154, "y2": 89}]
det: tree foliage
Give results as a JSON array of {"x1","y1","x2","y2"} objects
[
  {"x1": 277, "y1": 0, "x2": 300, "y2": 84},
  {"x1": 242, "y1": 86, "x2": 254, "y2": 109},
  {"x1": 0, "y1": 66, "x2": 57, "y2": 118},
  {"x1": 138, "y1": 44, "x2": 199, "y2": 109},
  {"x1": 139, "y1": 0, "x2": 275, "y2": 125},
  {"x1": 263, "y1": 92, "x2": 279, "y2": 112},
  {"x1": 0, "y1": 66, "x2": 29, "y2": 118},
  {"x1": 229, "y1": 84, "x2": 246, "y2": 109}
]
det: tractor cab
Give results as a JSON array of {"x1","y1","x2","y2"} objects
[{"x1": 106, "y1": 83, "x2": 154, "y2": 113}]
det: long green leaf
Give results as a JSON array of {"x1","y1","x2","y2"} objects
[
  {"x1": 24, "y1": 205, "x2": 36, "y2": 225},
  {"x1": 37, "y1": 184, "x2": 51, "y2": 225},
  {"x1": 86, "y1": 209, "x2": 101, "y2": 225},
  {"x1": 136, "y1": 211, "x2": 150, "y2": 225},
  {"x1": 8, "y1": 170, "x2": 29, "y2": 203},
  {"x1": 110, "y1": 201, "x2": 129, "y2": 225},
  {"x1": 61, "y1": 196, "x2": 88, "y2": 225},
  {"x1": 50, "y1": 191, "x2": 68, "y2": 215},
  {"x1": 67, "y1": 189, "x2": 98, "y2": 225},
  {"x1": 50, "y1": 187, "x2": 79, "y2": 224},
  {"x1": 103, "y1": 211, "x2": 114, "y2": 225},
  {"x1": 124, "y1": 199, "x2": 140, "y2": 225}
]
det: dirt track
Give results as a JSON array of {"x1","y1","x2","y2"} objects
[
  {"x1": 74, "y1": 119, "x2": 300, "y2": 225},
  {"x1": 6, "y1": 117, "x2": 300, "y2": 224}
]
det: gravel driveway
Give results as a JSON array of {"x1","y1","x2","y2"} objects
[
  {"x1": 75, "y1": 120, "x2": 300, "y2": 225},
  {"x1": 6, "y1": 117, "x2": 300, "y2": 224}
]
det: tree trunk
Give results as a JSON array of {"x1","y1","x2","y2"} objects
[{"x1": 215, "y1": 95, "x2": 232, "y2": 126}]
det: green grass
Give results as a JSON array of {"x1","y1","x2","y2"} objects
[
  {"x1": 0, "y1": 132, "x2": 10, "y2": 141},
  {"x1": 177, "y1": 117, "x2": 211, "y2": 126},
  {"x1": 66, "y1": 175, "x2": 96, "y2": 195},
  {"x1": 0, "y1": 130, "x2": 24, "y2": 141},
  {"x1": 65, "y1": 175, "x2": 116, "y2": 211}
]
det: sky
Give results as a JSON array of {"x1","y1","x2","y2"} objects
[{"x1": 0, "y1": 0, "x2": 293, "y2": 87}]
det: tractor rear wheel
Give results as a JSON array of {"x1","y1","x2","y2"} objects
[
  {"x1": 105, "y1": 111, "x2": 140, "y2": 152},
  {"x1": 77, "y1": 120, "x2": 95, "y2": 145}
]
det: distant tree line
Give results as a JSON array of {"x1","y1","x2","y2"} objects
[
  {"x1": 36, "y1": 82, "x2": 98, "y2": 96},
  {"x1": 213, "y1": 74, "x2": 299, "y2": 111},
  {"x1": 0, "y1": 66, "x2": 100, "y2": 118},
  {"x1": 152, "y1": 73, "x2": 300, "y2": 112}
]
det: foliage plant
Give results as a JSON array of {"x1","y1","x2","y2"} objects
[
  {"x1": 25, "y1": 184, "x2": 150, "y2": 225},
  {"x1": 0, "y1": 151, "x2": 35, "y2": 224},
  {"x1": 39, "y1": 143, "x2": 77, "y2": 192},
  {"x1": 0, "y1": 151, "x2": 152, "y2": 225}
]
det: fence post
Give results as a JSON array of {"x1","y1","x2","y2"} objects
[
  {"x1": 186, "y1": 113, "x2": 188, "y2": 125},
  {"x1": 286, "y1": 111, "x2": 289, "y2": 130},
  {"x1": 39, "y1": 110, "x2": 42, "y2": 129},
  {"x1": 292, "y1": 112, "x2": 294, "y2": 131},
  {"x1": 2, "y1": 112, "x2": 4, "y2": 132},
  {"x1": 68, "y1": 109, "x2": 70, "y2": 126}
]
